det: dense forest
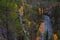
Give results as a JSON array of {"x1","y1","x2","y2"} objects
[{"x1": 0, "y1": 0, "x2": 60, "y2": 40}]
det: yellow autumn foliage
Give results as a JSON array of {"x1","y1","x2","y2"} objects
[
  {"x1": 39, "y1": 8, "x2": 41, "y2": 14},
  {"x1": 54, "y1": 34, "x2": 58, "y2": 40},
  {"x1": 15, "y1": 3, "x2": 18, "y2": 8},
  {"x1": 20, "y1": 6, "x2": 24, "y2": 15},
  {"x1": 27, "y1": 20, "x2": 31, "y2": 28}
]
